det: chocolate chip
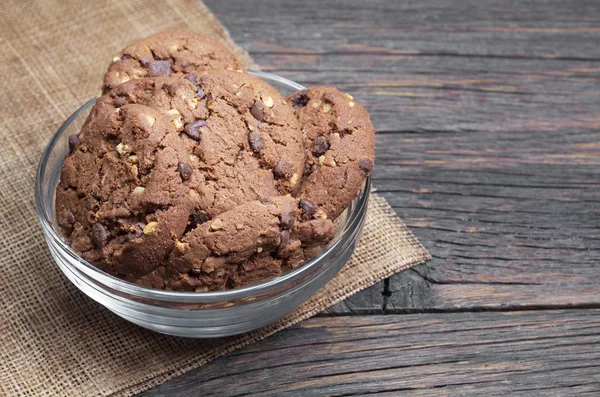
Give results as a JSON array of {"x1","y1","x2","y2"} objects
[
  {"x1": 273, "y1": 159, "x2": 294, "y2": 179},
  {"x1": 113, "y1": 96, "x2": 127, "y2": 107},
  {"x1": 248, "y1": 131, "x2": 263, "y2": 153},
  {"x1": 183, "y1": 120, "x2": 208, "y2": 141},
  {"x1": 189, "y1": 210, "x2": 211, "y2": 226},
  {"x1": 91, "y1": 223, "x2": 107, "y2": 247},
  {"x1": 189, "y1": 268, "x2": 203, "y2": 276},
  {"x1": 66, "y1": 211, "x2": 76, "y2": 225},
  {"x1": 121, "y1": 54, "x2": 132, "y2": 61},
  {"x1": 358, "y1": 158, "x2": 373, "y2": 174},
  {"x1": 312, "y1": 136, "x2": 330, "y2": 156},
  {"x1": 279, "y1": 212, "x2": 295, "y2": 230},
  {"x1": 85, "y1": 197, "x2": 99, "y2": 211},
  {"x1": 148, "y1": 60, "x2": 172, "y2": 77},
  {"x1": 178, "y1": 162, "x2": 193, "y2": 181},
  {"x1": 185, "y1": 74, "x2": 206, "y2": 98},
  {"x1": 299, "y1": 199, "x2": 318, "y2": 220},
  {"x1": 128, "y1": 222, "x2": 145, "y2": 240},
  {"x1": 68, "y1": 134, "x2": 79, "y2": 154},
  {"x1": 279, "y1": 230, "x2": 290, "y2": 249},
  {"x1": 250, "y1": 100, "x2": 265, "y2": 121},
  {"x1": 290, "y1": 90, "x2": 309, "y2": 109}
]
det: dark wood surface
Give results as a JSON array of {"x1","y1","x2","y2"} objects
[
  {"x1": 145, "y1": 310, "x2": 600, "y2": 396},
  {"x1": 141, "y1": 0, "x2": 600, "y2": 395}
]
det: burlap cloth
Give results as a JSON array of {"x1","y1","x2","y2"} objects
[{"x1": 0, "y1": 0, "x2": 431, "y2": 395}]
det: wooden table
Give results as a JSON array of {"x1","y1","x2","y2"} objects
[{"x1": 142, "y1": 1, "x2": 600, "y2": 395}]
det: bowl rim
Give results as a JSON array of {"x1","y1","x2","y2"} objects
[{"x1": 34, "y1": 70, "x2": 370, "y2": 303}]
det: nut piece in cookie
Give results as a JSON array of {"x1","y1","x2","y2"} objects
[
  {"x1": 102, "y1": 31, "x2": 245, "y2": 93},
  {"x1": 286, "y1": 86, "x2": 375, "y2": 220}
]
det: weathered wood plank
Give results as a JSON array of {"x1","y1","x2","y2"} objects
[
  {"x1": 328, "y1": 129, "x2": 600, "y2": 313},
  {"x1": 210, "y1": 0, "x2": 600, "y2": 58},
  {"x1": 143, "y1": 1, "x2": 600, "y2": 395},
  {"x1": 141, "y1": 310, "x2": 600, "y2": 396},
  {"x1": 277, "y1": 59, "x2": 600, "y2": 134},
  {"x1": 378, "y1": 128, "x2": 600, "y2": 312},
  {"x1": 205, "y1": 0, "x2": 600, "y2": 313},
  {"x1": 207, "y1": 0, "x2": 600, "y2": 133}
]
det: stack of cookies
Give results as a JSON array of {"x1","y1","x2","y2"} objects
[{"x1": 56, "y1": 32, "x2": 374, "y2": 291}]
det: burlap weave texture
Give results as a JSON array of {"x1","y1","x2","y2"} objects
[{"x1": 0, "y1": 1, "x2": 430, "y2": 395}]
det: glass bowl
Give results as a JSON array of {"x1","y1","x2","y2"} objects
[{"x1": 34, "y1": 71, "x2": 370, "y2": 338}]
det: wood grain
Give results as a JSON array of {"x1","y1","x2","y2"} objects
[
  {"x1": 141, "y1": 1, "x2": 600, "y2": 395},
  {"x1": 380, "y1": 129, "x2": 600, "y2": 312},
  {"x1": 203, "y1": 0, "x2": 600, "y2": 313},
  {"x1": 141, "y1": 310, "x2": 600, "y2": 396},
  {"x1": 210, "y1": 0, "x2": 600, "y2": 134}
]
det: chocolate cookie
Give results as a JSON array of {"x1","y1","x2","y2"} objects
[
  {"x1": 286, "y1": 86, "x2": 375, "y2": 220},
  {"x1": 164, "y1": 196, "x2": 333, "y2": 291},
  {"x1": 102, "y1": 32, "x2": 244, "y2": 93},
  {"x1": 57, "y1": 71, "x2": 306, "y2": 284}
]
